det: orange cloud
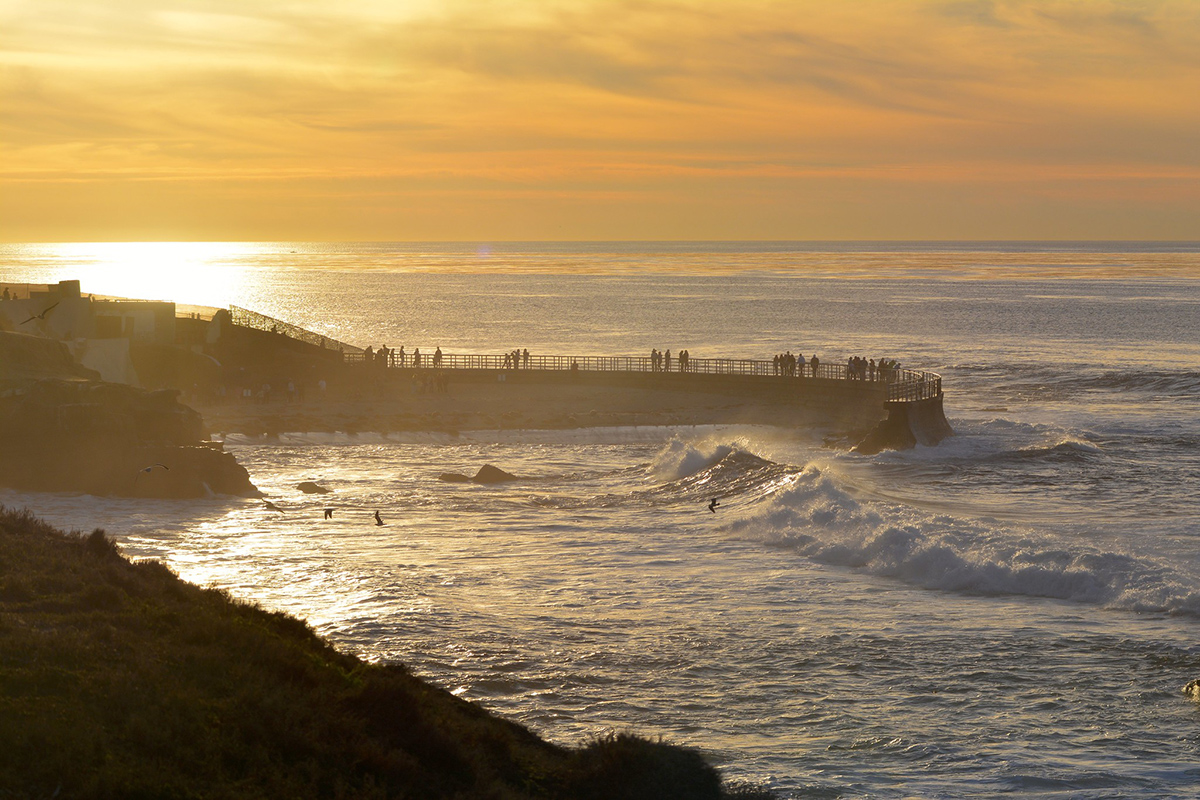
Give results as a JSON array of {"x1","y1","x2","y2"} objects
[{"x1": 2, "y1": 0, "x2": 1198, "y2": 240}]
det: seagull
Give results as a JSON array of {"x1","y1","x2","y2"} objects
[
  {"x1": 374, "y1": 510, "x2": 384, "y2": 526},
  {"x1": 707, "y1": 498, "x2": 720, "y2": 513},
  {"x1": 134, "y1": 463, "x2": 169, "y2": 484},
  {"x1": 20, "y1": 301, "x2": 59, "y2": 325},
  {"x1": 263, "y1": 500, "x2": 283, "y2": 513}
]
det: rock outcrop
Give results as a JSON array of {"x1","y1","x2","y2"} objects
[
  {"x1": 853, "y1": 394, "x2": 955, "y2": 455},
  {"x1": 0, "y1": 377, "x2": 259, "y2": 499},
  {"x1": 438, "y1": 465, "x2": 520, "y2": 484}
]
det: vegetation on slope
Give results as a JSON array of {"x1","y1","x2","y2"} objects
[{"x1": 0, "y1": 506, "x2": 770, "y2": 799}]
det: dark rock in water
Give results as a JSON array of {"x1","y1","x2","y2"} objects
[
  {"x1": 1183, "y1": 679, "x2": 1200, "y2": 700},
  {"x1": 297, "y1": 481, "x2": 330, "y2": 494},
  {"x1": 438, "y1": 465, "x2": 520, "y2": 484},
  {"x1": 473, "y1": 464, "x2": 519, "y2": 483}
]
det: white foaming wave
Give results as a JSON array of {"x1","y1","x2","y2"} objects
[
  {"x1": 649, "y1": 439, "x2": 736, "y2": 482},
  {"x1": 724, "y1": 465, "x2": 1200, "y2": 616}
]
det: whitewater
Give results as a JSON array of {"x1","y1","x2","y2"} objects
[{"x1": 2, "y1": 241, "x2": 1200, "y2": 798}]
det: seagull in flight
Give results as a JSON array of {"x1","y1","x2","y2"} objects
[
  {"x1": 134, "y1": 463, "x2": 169, "y2": 483},
  {"x1": 707, "y1": 497, "x2": 720, "y2": 513},
  {"x1": 20, "y1": 301, "x2": 59, "y2": 325}
]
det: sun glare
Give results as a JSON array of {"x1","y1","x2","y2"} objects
[{"x1": 45, "y1": 242, "x2": 256, "y2": 308}]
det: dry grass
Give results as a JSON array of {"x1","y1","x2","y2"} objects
[{"x1": 0, "y1": 505, "x2": 769, "y2": 799}]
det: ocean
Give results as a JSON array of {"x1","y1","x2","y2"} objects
[{"x1": 3, "y1": 241, "x2": 1200, "y2": 798}]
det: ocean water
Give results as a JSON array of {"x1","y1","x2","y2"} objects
[{"x1": 3, "y1": 242, "x2": 1200, "y2": 798}]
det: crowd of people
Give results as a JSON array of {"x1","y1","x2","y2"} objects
[
  {"x1": 350, "y1": 343, "x2": 902, "y2": 383},
  {"x1": 844, "y1": 356, "x2": 902, "y2": 381},
  {"x1": 360, "y1": 345, "x2": 445, "y2": 369},
  {"x1": 504, "y1": 349, "x2": 530, "y2": 369},
  {"x1": 771, "y1": 351, "x2": 903, "y2": 381},
  {"x1": 649, "y1": 348, "x2": 693, "y2": 371},
  {"x1": 772, "y1": 351, "x2": 817, "y2": 377}
]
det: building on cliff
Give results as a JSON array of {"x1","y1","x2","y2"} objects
[{"x1": 1, "y1": 279, "x2": 178, "y2": 385}]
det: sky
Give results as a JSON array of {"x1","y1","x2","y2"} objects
[{"x1": 2, "y1": 0, "x2": 1199, "y2": 242}]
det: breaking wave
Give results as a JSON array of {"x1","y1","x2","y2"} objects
[{"x1": 721, "y1": 463, "x2": 1200, "y2": 617}]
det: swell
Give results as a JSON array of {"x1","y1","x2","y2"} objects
[
  {"x1": 968, "y1": 365, "x2": 1200, "y2": 403},
  {"x1": 720, "y1": 463, "x2": 1200, "y2": 618}
]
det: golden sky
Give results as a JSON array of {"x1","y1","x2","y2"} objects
[{"x1": 2, "y1": 0, "x2": 1199, "y2": 241}]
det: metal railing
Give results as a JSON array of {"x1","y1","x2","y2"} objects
[
  {"x1": 885, "y1": 370, "x2": 942, "y2": 403},
  {"x1": 345, "y1": 349, "x2": 942, "y2": 402},
  {"x1": 229, "y1": 305, "x2": 362, "y2": 355}
]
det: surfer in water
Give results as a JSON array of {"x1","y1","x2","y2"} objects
[
  {"x1": 708, "y1": 498, "x2": 720, "y2": 513},
  {"x1": 374, "y1": 510, "x2": 384, "y2": 526}
]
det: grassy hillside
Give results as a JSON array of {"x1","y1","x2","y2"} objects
[{"x1": 0, "y1": 506, "x2": 769, "y2": 799}]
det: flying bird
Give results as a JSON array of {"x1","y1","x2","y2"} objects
[
  {"x1": 707, "y1": 498, "x2": 720, "y2": 513},
  {"x1": 134, "y1": 463, "x2": 169, "y2": 483},
  {"x1": 20, "y1": 301, "x2": 59, "y2": 325},
  {"x1": 374, "y1": 510, "x2": 384, "y2": 526},
  {"x1": 263, "y1": 499, "x2": 283, "y2": 513}
]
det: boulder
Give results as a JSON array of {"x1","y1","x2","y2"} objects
[
  {"x1": 297, "y1": 481, "x2": 331, "y2": 494},
  {"x1": 438, "y1": 465, "x2": 520, "y2": 484},
  {"x1": 472, "y1": 464, "x2": 519, "y2": 483}
]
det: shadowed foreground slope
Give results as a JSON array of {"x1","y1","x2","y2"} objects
[{"x1": 0, "y1": 507, "x2": 771, "y2": 800}]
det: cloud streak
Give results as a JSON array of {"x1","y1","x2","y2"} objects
[{"x1": 2, "y1": 0, "x2": 1198, "y2": 239}]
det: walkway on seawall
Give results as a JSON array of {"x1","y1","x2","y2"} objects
[
  {"x1": 220, "y1": 305, "x2": 951, "y2": 450},
  {"x1": 228, "y1": 303, "x2": 942, "y2": 406},
  {"x1": 344, "y1": 349, "x2": 944, "y2": 405}
]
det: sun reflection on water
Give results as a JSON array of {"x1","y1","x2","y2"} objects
[{"x1": 12, "y1": 242, "x2": 263, "y2": 307}]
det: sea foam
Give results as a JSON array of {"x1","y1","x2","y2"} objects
[{"x1": 722, "y1": 464, "x2": 1200, "y2": 616}]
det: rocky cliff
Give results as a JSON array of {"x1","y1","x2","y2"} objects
[{"x1": 0, "y1": 332, "x2": 258, "y2": 498}]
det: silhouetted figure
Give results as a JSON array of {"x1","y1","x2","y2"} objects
[
  {"x1": 374, "y1": 510, "x2": 384, "y2": 526},
  {"x1": 434, "y1": 346, "x2": 443, "y2": 366},
  {"x1": 708, "y1": 498, "x2": 720, "y2": 513},
  {"x1": 324, "y1": 508, "x2": 334, "y2": 520},
  {"x1": 2, "y1": 288, "x2": 9, "y2": 300},
  {"x1": 20, "y1": 301, "x2": 59, "y2": 325}
]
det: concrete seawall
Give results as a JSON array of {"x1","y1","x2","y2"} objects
[
  {"x1": 852, "y1": 393, "x2": 955, "y2": 454},
  {"x1": 296, "y1": 363, "x2": 953, "y2": 452}
]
